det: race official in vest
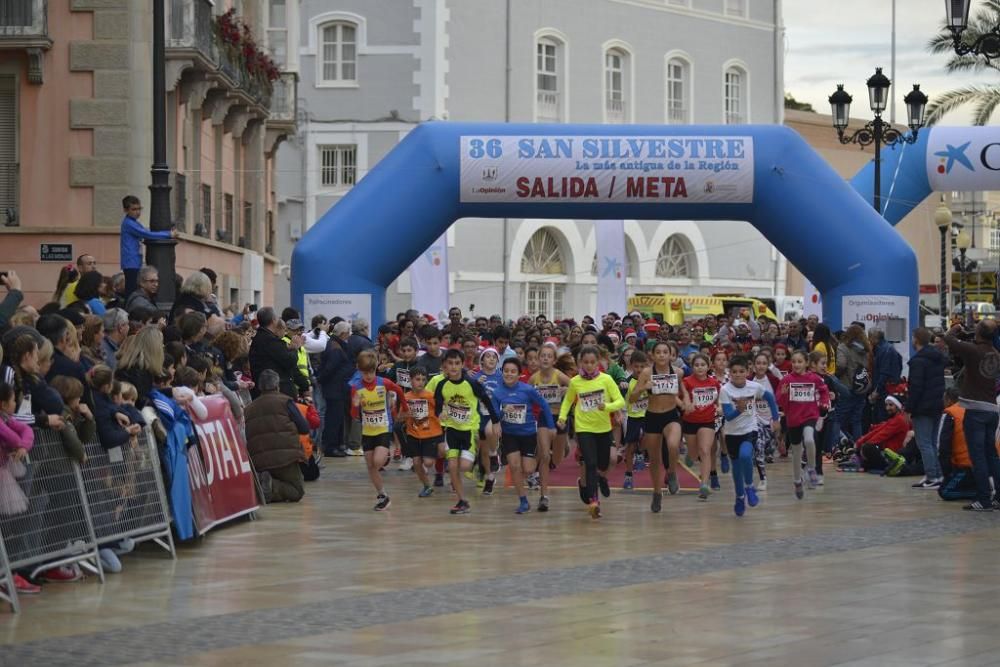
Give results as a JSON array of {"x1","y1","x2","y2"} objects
[
  {"x1": 282, "y1": 318, "x2": 312, "y2": 387},
  {"x1": 244, "y1": 370, "x2": 309, "y2": 503}
]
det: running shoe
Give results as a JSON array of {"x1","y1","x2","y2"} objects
[
  {"x1": 347, "y1": 448, "x2": 364, "y2": 456},
  {"x1": 13, "y1": 573, "x2": 40, "y2": 594},
  {"x1": 516, "y1": 498, "x2": 531, "y2": 514},
  {"x1": 684, "y1": 453, "x2": 695, "y2": 468},
  {"x1": 651, "y1": 491, "x2": 662, "y2": 513},
  {"x1": 758, "y1": 478, "x2": 767, "y2": 492},
  {"x1": 398, "y1": 457, "x2": 413, "y2": 471},
  {"x1": 710, "y1": 472, "x2": 721, "y2": 490},
  {"x1": 482, "y1": 477, "x2": 496, "y2": 496},
  {"x1": 538, "y1": 495, "x2": 550, "y2": 512},
  {"x1": 434, "y1": 473, "x2": 444, "y2": 487},
  {"x1": 734, "y1": 496, "x2": 746, "y2": 517},
  {"x1": 794, "y1": 481, "x2": 804, "y2": 500},
  {"x1": 634, "y1": 452, "x2": 646, "y2": 471},
  {"x1": 915, "y1": 477, "x2": 942, "y2": 489},
  {"x1": 490, "y1": 453, "x2": 501, "y2": 474},
  {"x1": 40, "y1": 565, "x2": 82, "y2": 583},
  {"x1": 720, "y1": 454, "x2": 730, "y2": 474},
  {"x1": 746, "y1": 485, "x2": 759, "y2": 508},
  {"x1": 374, "y1": 494, "x2": 391, "y2": 512},
  {"x1": 807, "y1": 468, "x2": 819, "y2": 489},
  {"x1": 698, "y1": 484, "x2": 710, "y2": 500},
  {"x1": 883, "y1": 450, "x2": 906, "y2": 477},
  {"x1": 577, "y1": 478, "x2": 589, "y2": 505},
  {"x1": 588, "y1": 500, "x2": 602, "y2": 519},
  {"x1": 526, "y1": 472, "x2": 540, "y2": 490},
  {"x1": 816, "y1": 474, "x2": 825, "y2": 486},
  {"x1": 667, "y1": 472, "x2": 679, "y2": 495},
  {"x1": 911, "y1": 476, "x2": 929, "y2": 488},
  {"x1": 963, "y1": 501, "x2": 992, "y2": 512},
  {"x1": 450, "y1": 499, "x2": 471, "y2": 514},
  {"x1": 418, "y1": 485, "x2": 434, "y2": 498},
  {"x1": 623, "y1": 472, "x2": 634, "y2": 490},
  {"x1": 598, "y1": 475, "x2": 610, "y2": 498}
]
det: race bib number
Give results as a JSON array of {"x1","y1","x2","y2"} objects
[
  {"x1": 408, "y1": 398, "x2": 428, "y2": 421},
  {"x1": 651, "y1": 373, "x2": 678, "y2": 395},
  {"x1": 692, "y1": 387, "x2": 717, "y2": 408},
  {"x1": 446, "y1": 402, "x2": 471, "y2": 424},
  {"x1": 502, "y1": 403, "x2": 527, "y2": 424},
  {"x1": 362, "y1": 409, "x2": 388, "y2": 428},
  {"x1": 396, "y1": 368, "x2": 411, "y2": 389},
  {"x1": 789, "y1": 383, "x2": 815, "y2": 402},
  {"x1": 632, "y1": 397, "x2": 648, "y2": 413},
  {"x1": 537, "y1": 384, "x2": 563, "y2": 404},
  {"x1": 579, "y1": 390, "x2": 604, "y2": 413},
  {"x1": 755, "y1": 398, "x2": 770, "y2": 415}
]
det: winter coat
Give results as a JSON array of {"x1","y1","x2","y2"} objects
[
  {"x1": 905, "y1": 346, "x2": 946, "y2": 416},
  {"x1": 244, "y1": 392, "x2": 307, "y2": 471}
]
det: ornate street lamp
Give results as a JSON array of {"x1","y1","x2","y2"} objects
[
  {"x1": 934, "y1": 200, "x2": 953, "y2": 323},
  {"x1": 829, "y1": 69, "x2": 928, "y2": 213},
  {"x1": 945, "y1": 0, "x2": 1000, "y2": 61}
]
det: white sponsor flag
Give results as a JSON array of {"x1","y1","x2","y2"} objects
[
  {"x1": 409, "y1": 233, "x2": 450, "y2": 318},
  {"x1": 803, "y1": 279, "x2": 822, "y2": 319},
  {"x1": 595, "y1": 220, "x2": 628, "y2": 317}
]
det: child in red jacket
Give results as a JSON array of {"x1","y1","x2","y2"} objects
[
  {"x1": 855, "y1": 396, "x2": 911, "y2": 472},
  {"x1": 777, "y1": 350, "x2": 830, "y2": 498}
]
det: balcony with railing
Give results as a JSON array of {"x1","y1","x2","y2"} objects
[
  {"x1": 0, "y1": 0, "x2": 51, "y2": 83},
  {"x1": 725, "y1": 112, "x2": 745, "y2": 125},
  {"x1": 267, "y1": 71, "x2": 297, "y2": 130},
  {"x1": 537, "y1": 90, "x2": 560, "y2": 122},
  {"x1": 606, "y1": 97, "x2": 625, "y2": 124},
  {"x1": 167, "y1": 0, "x2": 214, "y2": 65}
]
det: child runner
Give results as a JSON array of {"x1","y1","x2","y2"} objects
[
  {"x1": 557, "y1": 345, "x2": 625, "y2": 519},
  {"x1": 388, "y1": 337, "x2": 420, "y2": 471},
  {"x1": 400, "y1": 367, "x2": 445, "y2": 497},
  {"x1": 350, "y1": 350, "x2": 407, "y2": 511},
  {"x1": 711, "y1": 349, "x2": 731, "y2": 476},
  {"x1": 631, "y1": 341, "x2": 690, "y2": 512},
  {"x1": 428, "y1": 349, "x2": 500, "y2": 514},
  {"x1": 472, "y1": 347, "x2": 504, "y2": 495},
  {"x1": 720, "y1": 355, "x2": 779, "y2": 516},
  {"x1": 682, "y1": 353, "x2": 722, "y2": 500},
  {"x1": 777, "y1": 350, "x2": 830, "y2": 499},
  {"x1": 622, "y1": 350, "x2": 649, "y2": 491},
  {"x1": 809, "y1": 350, "x2": 838, "y2": 486},
  {"x1": 530, "y1": 344, "x2": 570, "y2": 508},
  {"x1": 751, "y1": 352, "x2": 780, "y2": 486},
  {"x1": 491, "y1": 358, "x2": 555, "y2": 514}
]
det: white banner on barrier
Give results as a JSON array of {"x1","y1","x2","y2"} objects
[
  {"x1": 927, "y1": 126, "x2": 1000, "y2": 192},
  {"x1": 303, "y1": 293, "x2": 371, "y2": 327},
  {"x1": 460, "y1": 135, "x2": 754, "y2": 204}
]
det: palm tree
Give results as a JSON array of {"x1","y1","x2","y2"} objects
[{"x1": 926, "y1": 0, "x2": 1000, "y2": 125}]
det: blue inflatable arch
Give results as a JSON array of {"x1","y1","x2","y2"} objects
[{"x1": 292, "y1": 123, "x2": 917, "y2": 335}]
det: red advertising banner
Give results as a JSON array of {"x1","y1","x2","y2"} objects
[{"x1": 186, "y1": 395, "x2": 259, "y2": 533}]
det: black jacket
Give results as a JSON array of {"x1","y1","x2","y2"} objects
[
  {"x1": 905, "y1": 345, "x2": 946, "y2": 416},
  {"x1": 317, "y1": 336, "x2": 353, "y2": 400},
  {"x1": 46, "y1": 349, "x2": 93, "y2": 409},
  {"x1": 346, "y1": 333, "x2": 374, "y2": 361},
  {"x1": 248, "y1": 327, "x2": 306, "y2": 398}
]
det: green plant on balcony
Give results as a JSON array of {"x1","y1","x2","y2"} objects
[{"x1": 213, "y1": 8, "x2": 280, "y2": 98}]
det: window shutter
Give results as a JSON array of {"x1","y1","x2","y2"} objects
[{"x1": 0, "y1": 75, "x2": 17, "y2": 215}]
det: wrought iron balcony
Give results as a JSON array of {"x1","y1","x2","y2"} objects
[{"x1": 167, "y1": 0, "x2": 215, "y2": 67}]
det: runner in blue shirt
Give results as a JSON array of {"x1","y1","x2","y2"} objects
[{"x1": 472, "y1": 347, "x2": 504, "y2": 495}]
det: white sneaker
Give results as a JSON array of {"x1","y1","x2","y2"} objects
[
  {"x1": 816, "y1": 474, "x2": 825, "y2": 486},
  {"x1": 398, "y1": 457, "x2": 413, "y2": 471},
  {"x1": 757, "y1": 478, "x2": 767, "y2": 491},
  {"x1": 347, "y1": 448, "x2": 363, "y2": 457}
]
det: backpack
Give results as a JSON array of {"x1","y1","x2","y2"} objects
[{"x1": 851, "y1": 365, "x2": 871, "y2": 395}]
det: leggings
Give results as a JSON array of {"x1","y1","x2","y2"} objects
[
  {"x1": 577, "y1": 431, "x2": 612, "y2": 502},
  {"x1": 724, "y1": 434, "x2": 755, "y2": 498},
  {"x1": 789, "y1": 425, "x2": 816, "y2": 484}
]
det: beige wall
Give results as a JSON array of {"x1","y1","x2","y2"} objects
[{"x1": 783, "y1": 110, "x2": 941, "y2": 300}]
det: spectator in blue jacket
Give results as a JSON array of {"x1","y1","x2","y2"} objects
[
  {"x1": 905, "y1": 327, "x2": 946, "y2": 487},
  {"x1": 119, "y1": 195, "x2": 177, "y2": 298},
  {"x1": 317, "y1": 321, "x2": 353, "y2": 457},
  {"x1": 869, "y1": 329, "x2": 902, "y2": 424}
]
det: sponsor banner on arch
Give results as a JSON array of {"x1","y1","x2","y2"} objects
[
  {"x1": 460, "y1": 135, "x2": 754, "y2": 204},
  {"x1": 841, "y1": 294, "x2": 911, "y2": 364},
  {"x1": 187, "y1": 395, "x2": 259, "y2": 534},
  {"x1": 927, "y1": 126, "x2": 1000, "y2": 191},
  {"x1": 303, "y1": 293, "x2": 372, "y2": 329}
]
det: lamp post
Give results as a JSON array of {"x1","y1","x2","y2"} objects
[
  {"x1": 944, "y1": 0, "x2": 1000, "y2": 61},
  {"x1": 828, "y1": 68, "x2": 929, "y2": 213},
  {"x1": 934, "y1": 201, "x2": 953, "y2": 324},
  {"x1": 956, "y1": 229, "x2": 973, "y2": 326},
  {"x1": 147, "y1": 0, "x2": 177, "y2": 307}
]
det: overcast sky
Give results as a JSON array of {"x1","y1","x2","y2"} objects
[{"x1": 783, "y1": 0, "x2": 990, "y2": 125}]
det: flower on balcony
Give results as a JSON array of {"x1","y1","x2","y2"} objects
[{"x1": 213, "y1": 8, "x2": 280, "y2": 92}]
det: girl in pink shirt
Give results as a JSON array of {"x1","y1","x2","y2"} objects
[
  {"x1": 777, "y1": 350, "x2": 830, "y2": 500},
  {"x1": 0, "y1": 382, "x2": 33, "y2": 516}
]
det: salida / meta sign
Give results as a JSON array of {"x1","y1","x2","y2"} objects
[{"x1": 460, "y1": 135, "x2": 754, "y2": 204}]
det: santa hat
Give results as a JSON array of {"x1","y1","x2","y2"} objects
[
  {"x1": 608, "y1": 331, "x2": 620, "y2": 344},
  {"x1": 479, "y1": 347, "x2": 500, "y2": 362},
  {"x1": 885, "y1": 395, "x2": 902, "y2": 410},
  {"x1": 644, "y1": 319, "x2": 661, "y2": 332},
  {"x1": 624, "y1": 328, "x2": 637, "y2": 339}
]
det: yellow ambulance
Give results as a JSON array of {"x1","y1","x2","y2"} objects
[{"x1": 627, "y1": 293, "x2": 778, "y2": 326}]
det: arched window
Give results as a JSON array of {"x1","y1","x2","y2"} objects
[
  {"x1": 521, "y1": 228, "x2": 565, "y2": 274},
  {"x1": 656, "y1": 234, "x2": 696, "y2": 278},
  {"x1": 666, "y1": 57, "x2": 690, "y2": 124},
  {"x1": 535, "y1": 33, "x2": 567, "y2": 122},
  {"x1": 320, "y1": 21, "x2": 357, "y2": 83},
  {"x1": 604, "y1": 48, "x2": 627, "y2": 123},
  {"x1": 724, "y1": 64, "x2": 748, "y2": 124}
]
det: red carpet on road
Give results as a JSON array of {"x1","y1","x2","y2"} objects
[{"x1": 543, "y1": 446, "x2": 705, "y2": 491}]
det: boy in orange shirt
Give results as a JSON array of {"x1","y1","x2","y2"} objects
[{"x1": 399, "y1": 367, "x2": 446, "y2": 497}]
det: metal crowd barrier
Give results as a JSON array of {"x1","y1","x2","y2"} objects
[
  {"x1": 0, "y1": 523, "x2": 18, "y2": 613},
  {"x1": 0, "y1": 429, "x2": 104, "y2": 590},
  {"x1": 77, "y1": 429, "x2": 176, "y2": 559}
]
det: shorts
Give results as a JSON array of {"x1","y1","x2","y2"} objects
[
  {"x1": 501, "y1": 433, "x2": 537, "y2": 459},
  {"x1": 723, "y1": 432, "x2": 757, "y2": 459},
  {"x1": 404, "y1": 435, "x2": 443, "y2": 459},
  {"x1": 623, "y1": 416, "x2": 645, "y2": 445},
  {"x1": 361, "y1": 433, "x2": 392, "y2": 452},
  {"x1": 445, "y1": 429, "x2": 478, "y2": 462},
  {"x1": 682, "y1": 420, "x2": 715, "y2": 436},
  {"x1": 644, "y1": 408, "x2": 681, "y2": 436},
  {"x1": 786, "y1": 420, "x2": 817, "y2": 446}
]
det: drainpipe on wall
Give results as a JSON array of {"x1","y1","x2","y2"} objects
[{"x1": 501, "y1": 0, "x2": 511, "y2": 320}]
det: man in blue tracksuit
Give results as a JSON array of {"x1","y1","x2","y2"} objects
[
  {"x1": 120, "y1": 195, "x2": 178, "y2": 297},
  {"x1": 491, "y1": 357, "x2": 555, "y2": 514}
]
